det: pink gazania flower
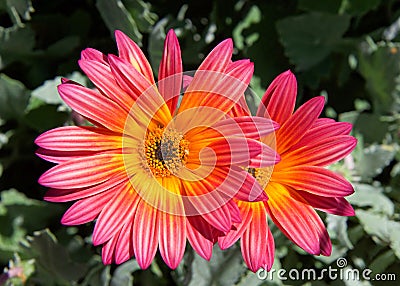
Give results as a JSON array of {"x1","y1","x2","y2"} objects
[
  {"x1": 219, "y1": 70, "x2": 357, "y2": 272},
  {"x1": 35, "y1": 30, "x2": 280, "y2": 269}
]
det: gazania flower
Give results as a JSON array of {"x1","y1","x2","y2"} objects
[
  {"x1": 35, "y1": 30, "x2": 279, "y2": 269},
  {"x1": 219, "y1": 70, "x2": 357, "y2": 272}
]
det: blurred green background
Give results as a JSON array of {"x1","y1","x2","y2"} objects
[{"x1": 1, "y1": 0, "x2": 400, "y2": 285}]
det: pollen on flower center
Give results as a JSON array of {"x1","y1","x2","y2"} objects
[
  {"x1": 143, "y1": 126, "x2": 189, "y2": 177},
  {"x1": 246, "y1": 167, "x2": 273, "y2": 189}
]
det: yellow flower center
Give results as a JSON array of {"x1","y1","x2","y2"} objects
[
  {"x1": 246, "y1": 166, "x2": 273, "y2": 189},
  {"x1": 144, "y1": 126, "x2": 189, "y2": 177}
]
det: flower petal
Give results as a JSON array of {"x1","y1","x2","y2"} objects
[
  {"x1": 210, "y1": 116, "x2": 279, "y2": 140},
  {"x1": 132, "y1": 199, "x2": 160, "y2": 269},
  {"x1": 79, "y1": 59, "x2": 134, "y2": 112},
  {"x1": 266, "y1": 183, "x2": 326, "y2": 255},
  {"x1": 44, "y1": 174, "x2": 127, "y2": 202},
  {"x1": 158, "y1": 29, "x2": 182, "y2": 115},
  {"x1": 35, "y1": 126, "x2": 121, "y2": 151},
  {"x1": 186, "y1": 216, "x2": 214, "y2": 260},
  {"x1": 108, "y1": 54, "x2": 171, "y2": 126},
  {"x1": 218, "y1": 201, "x2": 253, "y2": 249},
  {"x1": 36, "y1": 148, "x2": 99, "y2": 164},
  {"x1": 178, "y1": 59, "x2": 253, "y2": 118},
  {"x1": 92, "y1": 183, "x2": 140, "y2": 245},
  {"x1": 276, "y1": 96, "x2": 325, "y2": 153},
  {"x1": 272, "y1": 166, "x2": 354, "y2": 197},
  {"x1": 279, "y1": 135, "x2": 357, "y2": 168},
  {"x1": 197, "y1": 38, "x2": 233, "y2": 72},
  {"x1": 81, "y1": 48, "x2": 108, "y2": 64},
  {"x1": 292, "y1": 121, "x2": 353, "y2": 149},
  {"x1": 159, "y1": 211, "x2": 186, "y2": 269},
  {"x1": 115, "y1": 221, "x2": 135, "y2": 264},
  {"x1": 240, "y1": 202, "x2": 272, "y2": 272},
  {"x1": 115, "y1": 30, "x2": 155, "y2": 84},
  {"x1": 38, "y1": 153, "x2": 125, "y2": 189},
  {"x1": 297, "y1": 190, "x2": 355, "y2": 216},
  {"x1": 257, "y1": 70, "x2": 297, "y2": 125},
  {"x1": 182, "y1": 179, "x2": 233, "y2": 233},
  {"x1": 58, "y1": 83, "x2": 127, "y2": 132},
  {"x1": 201, "y1": 137, "x2": 279, "y2": 168},
  {"x1": 61, "y1": 187, "x2": 116, "y2": 225},
  {"x1": 101, "y1": 230, "x2": 119, "y2": 264}
]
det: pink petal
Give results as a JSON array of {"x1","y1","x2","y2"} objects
[
  {"x1": 182, "y1": 180, "x2": 233, "y2": 233},
  {"x1": 79, "y1": 59, "x2": 134, "y2": 112},
  {"x1": 92, "y1": 184, "x2": 140, "y2": 245},
  {"x1": 272, "y1": 166, "x2": 354, "y2": 197},
  {"x1": 197, "y1": 38, "x2": 233, "y2": 72},
  {"x1": 159, "y1": 211, "x2": 186, "y2": 269},
  {"x1": 266, "y1": 183, "x2": 324, "y2": 255},
  {"x1": 38, "y1": 153, "x2": 125, "y2": 189},
  {"x1": 158, "y1": 29, "x2": 182, "y2": 115},
  {"x1": 297, "y1": 190, "x2": 355, "y2": 216},
  {"x1": 178, "y1": 55, "x2": 253, "y2": 119},
  {"x1": 44, "y1": 174, "x2": 127, "y2": 202},
  {"x1": 36, "y1": 147, "x2": 99, "y2": 164},
  {"x1": 81, "y1": 48, "x2": 108, "y2": 64},
  {"x1": 58, "y1": 83, "x2": 127, "y2": 132},
  {"x1": 61, "y1": 187, "x2": 116, "y2": 225},
  {"x1": 211, "y1": 116, "x2": 279, "y2": 140},
  {"x1": 210, "y1": 166, "x2": 268, "y2": 202},
  {"x1": 107, "y1": 55, "x2": 171, "y2": 125},
  {"x1": 218, "y1": 201, "x2": 253, "y2": 249},
  {"x1": 280, "y1": 135, "x2": 357, "y2": 168},
  {"x1": 292, "y1": 121, "x2": 354, "y2": 149},
  {"x1": 132, "y1": 200, "x2": 160, "y2": 269},
  {"x1": 203, "y1": 137, "x2": 280, "y2": 168},
  {"x1": 115, "y1": 30, "x2": 155, "y2": 84},
  {"x1": 35, "y1": 126, "x2": 121, "y2": 151},
  {"x1": 186, "y1": 216, "x2": 214, "y2": 260},
  {"x1": 240, "y1": 203, "x2": 272, "y2": 272},
  {"x1": 276, "y1": 96, "x2": 325, "y2": 153},
  {"x1": 115, "y1": 221, "x2": 135, "y2": 264},
  {"x1": 257, "y1": 70, "x2": 297, "y2": 125},
  {"x1": 101, "y1": 230, "x2": 119, "y2": 264}
]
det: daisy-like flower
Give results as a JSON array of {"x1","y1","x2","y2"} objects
[
  {"x1": 219, "y1": 70, "x2": 357, "y2": 272},
  {"x1": 35, "y1": 30, "x2": 279, "y2": 269}
]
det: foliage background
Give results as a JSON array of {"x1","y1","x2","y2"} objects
[{"x1": 1, "y1": 0, "x2": 400, "y2": 285}]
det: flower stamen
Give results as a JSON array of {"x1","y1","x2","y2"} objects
[{"x1": 144, "y1": 126, "x2": 189, "y2": 177}]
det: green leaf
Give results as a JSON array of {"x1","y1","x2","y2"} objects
[
  {"x1": 110, "y1": 260, "x2": 141, "y2": 286},
  {"x1": 29, "y1": 71, "x2": 85, "y2": 107},
  {"x1": 80, "y1": 263, "x2": 111, "y2": 286},
  {"x1": 298, "y1": 0, "x2": 342, "y2": 13},
  {"x1": 353, "y1": 113, "x2": 389, "y2": 144},
  {"x1": 96, "y1": 0, "x2": 142, "y2": 45},
  {"x1": 124, "y1": 0, "x2": 158, "y2": 32},
  {"x1": 24, "y1": 104, "x2": 69, "y2": 132},
  {"x1": 356, "y1": 210, "x2": 400, "y2": 259},
  {"x1": 0, "y1": 25, "x2": 35, "y2": 69},
  {"x1": 355, "y1": 144, "x2": 397, "y2": 182},
  {"x1": 20, "y1": 229, "x2": 87, "y2": 285},
  {"x1": 0, "y1": 74, "x2": 30, "y2": 121},
  {"x1": 339, "y1": 0, "x2": 381, "y2": 16},
  {"x1": 368, "y1": 250, "x2": 396, "y2": 274},
  {"x1": 348, "y1": 184, "x2": 394, "y2": 216},
  {"x1": 357, "y1": 40, "x2": 400, "y2": 114},
  {"x1": 276, "y1": 12, "x2": 350, "y2": 71},
  {"x1": 233, "y1": 5, "x2": 262, "y2": 50},
  {"x1": 189, "y1": 245, "x2": 246, "y2": 286},
  {"x1": 4, "y1": 0, "x2": 34, "y2": 25}
]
